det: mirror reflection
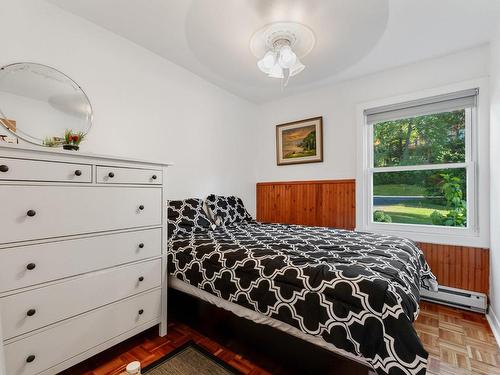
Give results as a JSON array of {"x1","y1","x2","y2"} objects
[{"x1": 0, "y1": 62, "x2": 92, "y2": 147}]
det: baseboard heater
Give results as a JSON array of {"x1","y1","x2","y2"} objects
[{"x1": 420, "y1": 285, "x2": 487, "y2": 313}]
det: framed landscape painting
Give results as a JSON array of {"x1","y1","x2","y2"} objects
[{"x1": 276, "y1": 116, "x2": 323, "y2": 165}]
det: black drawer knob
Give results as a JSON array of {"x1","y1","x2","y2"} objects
[
  {"x1": 138, "y1": 276, "x2": 144, "y2": 282},
  {"x1": 152, "y1": 175, "x2": 157, "y2": 180},
  {"x1": 108, "y1": 172, "x2": 115, "y2": 178},
  {"x1": 0, "y1": 165, "x2": 8, "y2": 173},
  {"x1": 27, "y1": 309, "x2": 36, "y2": 317},
  {"x1": 138, "y1": 309, "x2": 144, "y2": 315},
  {"x1": 74, "y1": 170, "x2": 82, "y2": 176},
  {"x1": 138, "y1": 243, "x2": 144, "y2": 249},
  {"x1": 27, "y1": 209, "x2": 36, "y2": 217},
  {"x1": 26, "y1": 263, "x2": 36, "y2": 270},
  {"x1": 139, "y1": 205, "x2": 144, "y2": 210},
  {"x1": 26, "y1": 355, "x2": 35, "y2": 363}
]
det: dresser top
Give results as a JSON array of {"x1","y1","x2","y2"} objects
[{"x1": 0, "y1": 143, "x2": 173, "y2": 167}]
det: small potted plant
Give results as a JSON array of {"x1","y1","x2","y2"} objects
[{"x1": 63, "y1": 129, "x2": 85, "y2": 151}]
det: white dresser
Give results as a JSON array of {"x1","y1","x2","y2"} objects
[{"x1": 0, "y1": 144, "x2": 171, "y2": 375}]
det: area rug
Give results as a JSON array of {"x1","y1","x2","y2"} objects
[{"x1": 142, "y1": 341, "x2": 241, "y2": 375}]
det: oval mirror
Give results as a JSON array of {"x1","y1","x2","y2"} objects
[{"x1": 0, "y1": 62, "x2": 92, "y2": 147}]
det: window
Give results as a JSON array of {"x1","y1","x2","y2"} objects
[{"x1": 363, "y1": 89, "x2": 478, "y2": 236}]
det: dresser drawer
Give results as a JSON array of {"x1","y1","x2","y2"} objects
[
  {"x1": 0, "y1": 259, "x2": 161, "y2": 339},
  {"x1": 0, "y1": 185, "x2": 162, "y2": 244},
  {"x1": 0, "y1": 228, "x2": 162, "y2": 293},
  {"x1": 4, "y1": 289, "x2": 161, "y2": 375},
  {"x1": 97, "y1": 166, "x2": 162, "y2": 185},
  {"x1": 0, "y1": 157, "x2": 92, "y2": 183}
]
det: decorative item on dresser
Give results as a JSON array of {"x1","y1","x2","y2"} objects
[
  {"x1": 0, "y1": 118, "x2": 18, "y2": 144},
  {"x1": 0, "y1": 143, "x2": 172, "y2": 375}
]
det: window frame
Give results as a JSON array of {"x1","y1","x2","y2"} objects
[{"x1": 356, "y1": 80, "x2": 489, "y2": 247}]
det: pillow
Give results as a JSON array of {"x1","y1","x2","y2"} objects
[
  {"x1": 167, "y1": 198, "x2": 213, "y2": 238},
  {"x1": 205, "y1": 194, "x2": 252, "y2": 225}
]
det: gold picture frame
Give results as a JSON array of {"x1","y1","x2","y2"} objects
[
  {"x1": 276, "y1": 116, "x2": 323, "y2": 166},
  {"x1": 0, "y1": 118, "x2": 19, "y2": 144}
]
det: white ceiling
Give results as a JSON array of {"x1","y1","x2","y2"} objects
[{"x1": 48, "y1": 0, "x2": 500, "y2": 103}]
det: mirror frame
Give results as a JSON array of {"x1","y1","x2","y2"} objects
[{"x1": 0, "y1": 62, "x2": 94, "y2": 147}]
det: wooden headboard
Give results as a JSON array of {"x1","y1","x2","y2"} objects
[
  {"x1": 256, "y1": 179, "x2": 356, "y2": 230},
  {"x1": 255, "y1": 179, "x2": 489, "y2": 294}
]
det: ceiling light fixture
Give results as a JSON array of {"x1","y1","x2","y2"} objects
[
  {"x1": 250, "y1": 22, "x2": 315, "y2": 89},
  {"x1": 257, "y1": 39, "x2": 305, "y2": 86}
]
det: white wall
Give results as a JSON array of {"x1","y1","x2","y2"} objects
[
  {"x1": 255, "y1": 46, "x2": 489, "y2": 183},
  {"x1": 0, "y1": 0, "x2": 257, "y2": 213},
  {"x1": 488, "y1": 24, "x2": 500, "y2": 342}
]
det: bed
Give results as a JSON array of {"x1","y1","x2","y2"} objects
[{"x1": 168, "y1": 218, "x2": 437, "y2": 375}]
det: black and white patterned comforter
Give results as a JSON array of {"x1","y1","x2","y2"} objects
[{"x1": 168, "y1": 221, "x2": 437, "y2": 375}]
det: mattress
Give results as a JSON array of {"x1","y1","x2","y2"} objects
[{"x1": 168, "y1": 221, "x2": 437, "y2": 375}]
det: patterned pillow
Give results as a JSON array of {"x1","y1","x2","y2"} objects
[
  {"x1": 205, "y1": 194, "x2": 252, "y2": 225},
  {"x1": 167, "y1": 199, "x2": 213, "y2": 238}
]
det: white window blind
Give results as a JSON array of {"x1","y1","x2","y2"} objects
[{"x1": 364, "y1": 88, "x2": 478, "y2": 124}]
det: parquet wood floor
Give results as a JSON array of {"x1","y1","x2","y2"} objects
[
  {"x1": 63, "y1": 301, "x2": 499, "y2": 375},
  {"x1": 415, "y1": 302, "x2": 500, "y2": 374},
  {"x1": 61, "y1": 322, "x2": 271, "y2": 375}
]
